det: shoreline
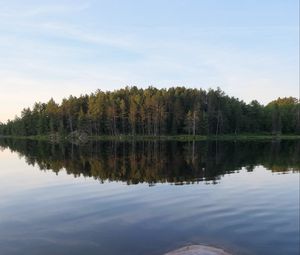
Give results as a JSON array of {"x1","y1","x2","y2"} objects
[{"x1": 0, "y1": 134, "x2": 300, "y2": 142}]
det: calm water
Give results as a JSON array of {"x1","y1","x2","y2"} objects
[{"x1": 0, "y1": 139, "x2": 299, "y2": 255}]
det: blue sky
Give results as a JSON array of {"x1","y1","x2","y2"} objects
[{"x1": 0, "y1": 0, "x2": 299, "y2": 122}]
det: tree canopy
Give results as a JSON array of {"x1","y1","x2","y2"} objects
[{"x1": 0, "y1": 86, "x2": 299, "y2": 137}]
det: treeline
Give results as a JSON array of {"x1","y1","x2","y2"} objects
[
  {"x1": 0, "y1": 86, "x2": 299, "y2": 137},
  {"x1": 0, "y1": 139, "x2": 299, "y2": 184}
]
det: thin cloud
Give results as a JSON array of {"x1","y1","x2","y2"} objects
[{"x1": 0, "y1": 1, "x2": 90, "y2": 18}]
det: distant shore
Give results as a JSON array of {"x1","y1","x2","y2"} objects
[{"x1": 1, "y1": 134, "x2": 300, "y2": 142}]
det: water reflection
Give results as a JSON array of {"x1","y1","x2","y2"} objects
[{"x1": 0, "y1": 139, "x2": 299, "y2": 185}]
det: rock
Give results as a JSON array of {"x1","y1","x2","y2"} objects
[
  {"x1": 164, "y1": 245, "x2": 231, "y2": 255},
  {"x1": 67, "y1": 130, "x2": 89, "y2": 144},
  {"x1": 48, "y1": 132, "x2": 62, "y2": 143}
]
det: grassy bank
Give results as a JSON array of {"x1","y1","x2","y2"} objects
[{"x1": 1, "y1": 134, "x2": 300, "y2": 142}]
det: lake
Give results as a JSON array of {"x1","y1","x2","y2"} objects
[{"x1": 0, "y1": 139, "x2": 299, "y2": 255}]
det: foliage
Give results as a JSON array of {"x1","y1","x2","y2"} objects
[{"x1": 0, "y1": 87, "x2": 299, "y2": 137}]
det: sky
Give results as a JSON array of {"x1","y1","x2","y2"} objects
[{"x1": 0, "y1": 0, "x2": 299, "y2": 123}]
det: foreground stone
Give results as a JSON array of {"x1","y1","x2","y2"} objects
[{"x1": 164, "y1": 245, "x2": 231, "y2": 255}]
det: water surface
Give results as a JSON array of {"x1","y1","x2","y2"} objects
[{"x1": 0, "y1": 139, "x2": 299, "y2": 255}]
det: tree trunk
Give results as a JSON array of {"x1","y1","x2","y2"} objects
[
  {"x1": 68, "y1": 113, "x2": 73, "y2": 133},
  {"x1": 193, "y1": 111, "x2": 196, "y2": 136}
]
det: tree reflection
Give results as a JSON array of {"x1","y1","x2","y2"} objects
[{"x1": 0, "y1": 139, "x2": 299, "y2": 185}]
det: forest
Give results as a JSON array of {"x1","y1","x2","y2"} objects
[{"x1": 0, "y1": 86, "x2": 299, "y2": 137}]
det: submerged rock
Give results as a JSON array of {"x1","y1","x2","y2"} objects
[{"x1": 164, "y1": 245, "x2": 231, "y2": 255}]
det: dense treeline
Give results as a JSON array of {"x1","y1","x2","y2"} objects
[
  {"x1": 0, "y1": 87, "x2": 299, "y2": 137},
  {"x1": 0, "y1": 139, "x2": 299, "y2": 184}
]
